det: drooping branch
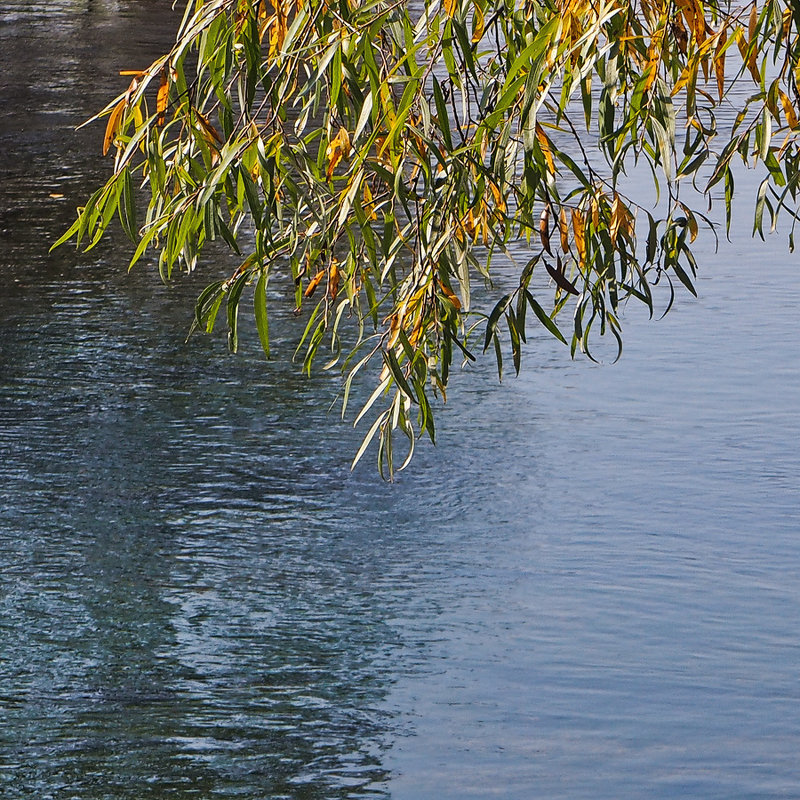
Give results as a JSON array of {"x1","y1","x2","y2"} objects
[{"x1": 56, "y1": 0, "x2": 800, "y2": 476}]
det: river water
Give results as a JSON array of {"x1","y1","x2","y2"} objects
[{"x1": 2, "y1": 2, "x2": 800, "y2": 798}]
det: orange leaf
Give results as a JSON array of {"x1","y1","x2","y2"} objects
[
  {"x1": 156, "y1": 69, "x2": 169, "y2": 126},
  {"x1": 572, "y1": 208, "x2": 586, "y2": 266},
  {"x1": 103, "y1": 99, "x2": 127, "y2": 156},
  {"x1": 714, "y1": 29, "x2": 727, "y2": 101},
  {"x1": 439, "y1": 281, "x2": 462, "y2": 310},
  {"x1": 610, "y1": 195, "x2": 633, "y2": 245},
  {"x1": 387, "y1": 314, "x2": 402, "y2": 348},
  {"x1": 644, "y1": 19, "x2": 665, "y2": 92},
  {"x1": 304, "y1": 270, "x2": 325, "y2": 298},
  {"x1": 326, "y1": 128, "x2": 351, "y2": 180},
  {"x1": 328, "y1": 259, "x2": 341, "y2": 300},
  {"x1": 559, "y1": 206, "x2": 569, "y2": 253}
]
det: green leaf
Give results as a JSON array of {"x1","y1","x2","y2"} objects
[
  {"x1": 484, "y1": 293, "x2": 512, "y2": 352},
  {"x1": 226, "y1": 271, "x2": 249, "y2": 353},
  {"x1": 254, "y1": 268, "x2": 270, "y2": 359},
  {"x1": 526, "y1": 292, "x2": 567, "y2": 345}
]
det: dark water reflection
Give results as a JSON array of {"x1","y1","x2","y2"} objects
[{"x1": 2, "y1": 2, "x2": 800, "y2": 798}]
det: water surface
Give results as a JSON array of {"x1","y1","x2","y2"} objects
[{"x1": 1, "y1": 3, "x2": 800, "y2": 798}]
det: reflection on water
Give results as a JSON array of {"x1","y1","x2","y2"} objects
[{"x1": 2, "y1": 2, "x2": 800, "y2": 798}]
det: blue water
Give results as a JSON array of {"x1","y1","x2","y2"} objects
[{"x1": 1, "y1": 2, "x2": 799, "y2": 798}]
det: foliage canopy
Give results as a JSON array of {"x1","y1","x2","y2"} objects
[{"x1": 57, "y1": 0, "x2": 800, "y2": 475}]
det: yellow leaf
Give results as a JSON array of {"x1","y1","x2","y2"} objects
[
  {"x1": 610, "y1": 195, "x2": 622, "y2": 245},
  {"x1": 686, "y1": 210, "x2": 698, "y2": 242},
  {"x1": 472, "y1": 2, "x2": 485, "y2": 42},
  {"x1": 780, "y1": 90, "x2": 799, "y2": 129},
  {"x1": 738, "y1": 14, "x2": 759, "y2": 82},
  {"x1": 783, "y1": 7, "x2": 793, "y2": 37},
  {"x1": 268, "y1": 0, "x2": 288, "y2": 58},
  {"x1": 463, "y1": 208, "x2": 478, "y2": 240},
  {"x1": 443, "y1": 0, "x2": 458, "y2": 19},
  {"x1": 379, "y1": 83, "x2": 395, "y2": 128},
  {"x1": 363, "y1": 183, "x2": 377, "y2": 220},
  {"x1": 671, "y1": 62, "x2": 695, "y2": 97},
  {"x1": 535, "y1": 123, "x2": 555, "y2": 174},
  {"x1": 488, "y1": 180, "x2": 506, "y2": 213},
  {"x1": 644, "y1": 20, "x2": 665, "y2": 92},
  {"x1": 408, "y1": 317, "x2": 424, "y2": 347}
]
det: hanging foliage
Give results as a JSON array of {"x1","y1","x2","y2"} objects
[{"x1": 55, "y1": 0, "x2": 800, "y2": 475}]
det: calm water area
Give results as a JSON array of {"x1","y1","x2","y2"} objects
[{"x1": 2, "y1": 2, "x2": 800, "y2": 798}]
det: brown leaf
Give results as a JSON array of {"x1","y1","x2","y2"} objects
[
  {"x1": 195, "y1": 110, "x2": 223, "y2": 146},
  {"x1": 545, "y1": 258, "x2": 579, "y2": 296},
  {"x1": 539, "y1": 207, "x2": 552, "y2": 254}
]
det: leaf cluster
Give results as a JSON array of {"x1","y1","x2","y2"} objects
[{"x1": 55, "y1": 0, "x2": 800, "y2": 475}]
